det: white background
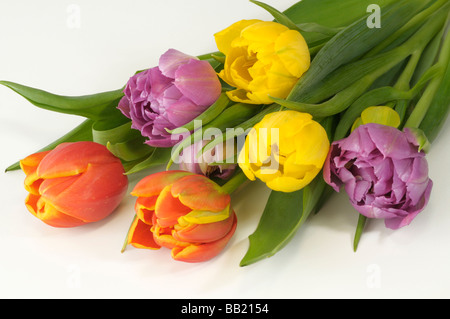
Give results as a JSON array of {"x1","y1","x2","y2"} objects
[{"x1": 1, "y1": 0, "x2": 449, "y2": 299}]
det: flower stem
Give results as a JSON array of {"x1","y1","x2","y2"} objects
[
  {"x1": 121, "y1": 214, "x2": 136, "y2": 253},
  {"x1": 221, "y1": 170, "x2": 249, "y2": 194},
  {"x1": 404, "y1": 22, "x2": 450, "y2": 129}
]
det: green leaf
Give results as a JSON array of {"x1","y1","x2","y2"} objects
[
  {"x1": 283, "y1": 0, "x2": 397, "y2": 45},
  {"x1": 92, "y1": 118, "x2": 137, "y2": 145},
  {"x1": 0, "y1": 80, "x2": 124, "y2": 120},
  {"x1": 5, "y1": 118, "x2": 94, "y2": 172},
  {"x1": 240, "y1": 176, "x2": 327, "y2": 266},
  {"x1": 107, "y1": 137, "x2": 154, "y2": 163},
  {"x1": 250, "y1": 0, "x2": 302, "y2": 32},
  {"x1": 419, "y1": 34, "x2": 450, "y2": 143},
  {"x1": 353, "y1": 214, "x2": 367, "y2": 252},
  {"x1": 125, "y1": 147, "x2": 172, "y2": 175},
  {"x1": 287, "y1": 0, "x2": 430, "y2": 103},
  {"x1": 240, "y1": 189, "x2": 304, "y2": 267}
]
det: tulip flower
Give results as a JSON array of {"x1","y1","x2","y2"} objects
[
  {"x1": 179, "y1": 139, "x2": 236, "y2": 180},
  {"x1": 323, "y1": 123, "x2": 433, "y2": 230},
  {"x1": 214, "y1": 19, "x2": 310, "y2": 104},
  {"x1": 118, "y1": 48, "x2": 222, "y2": 148},
  {"x1": 20, "y1": 142, "x2": 129, "y2": 228},
  {"x1": 124, "y1": 170, "x2": 237, "y2": 262},
  {"x1": 238, "y1": 110, "x2": 330, "y2": 192}
]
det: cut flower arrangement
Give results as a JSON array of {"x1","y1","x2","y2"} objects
[{"x1": 2, "y1": 0, "x2": 449, "y2": 265}]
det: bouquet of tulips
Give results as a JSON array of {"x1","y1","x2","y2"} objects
[{"x1": 3, "y1": 0, "x2": 449, "y2": 266}]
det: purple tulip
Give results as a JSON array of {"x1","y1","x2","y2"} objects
[
  {"x1": 118, "y1": 49, "x2": 222, "y2": 147},
  {"x1": 324, "y1": 123, "x2": 433, "y2": 230},
  {"x1": 179, "y1": 139, "x2": 236, "y2": 180}
]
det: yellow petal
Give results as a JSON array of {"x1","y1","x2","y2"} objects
[
  {"x1": 275, "y1": 29, "x2": 310, "y2": 78},
  {"x1": 214, "y1": 19, "x2": 262, "y2": 55},
  {"x1": 225, "y1": 89, "x2": 255, "y2": 104},
  {"x1": 241, "y1": 21, "x2": 289, "y2": 53},
  {"x1": 292, "y1": 122, "x2": 330, "y2": 166},
  {"x1": 266, "y1": 175, "x2": 312, "y2": 193},
  {"x1": 179, "y1": 204, "x2": 230, "y2": 225}
]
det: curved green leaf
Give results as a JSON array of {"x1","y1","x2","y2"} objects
[
  {"x1": 5, "y1": 118, "x2": 94, "y2": 172},
  {"x1": 0, "y1": 80, "x2": 124, "y2": 119},
  {"x1": 240, "y1": 176, "x2": 327, "y2": 267},
  {"x1": 287, "y1": 0, "x2": 429, "y2": 103},
  {"x1": 125, "y1": 147, "x2": 172, "y2": 175}
]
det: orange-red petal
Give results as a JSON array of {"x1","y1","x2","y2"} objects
[
  {"x1": 171, "y1": 174, "x2": 230, "y2": 212},
  {"x1": 20, "y1": 150, "x2": 51, "y2": 176},
  {"x1": 173, "y1": 211, "x2": 236, "y2": 243},
  {"x1": 135, "y1": 196, "x2": 157, "y2": 225},
  {"x1": 37, "y1": 142, "x2": 119, "y2": 179},
  {"x1": 171, "y1": 213, "x2": 237, "y2": 263},
  {"x1": 21, "y1": 151, "x2": 51, "y2": 195},
  {"x1": 127, "y1": 217, "x2": 160, "y2": 250},
  {"x1": 152, "y1": 224, "x2": 190, "y2": 250},
  {"x1": 40, "y1": 162, "x2": 128, "y2": 222},
  {"x1": 131, "y1": 170, "x2": 194, "y2": 197},
  {"x1": 25, "y1": 194, "x2": 87, "y2": 227},
  {"x1": 154, "y1": 184, "x2": 192, "y2": 228}
]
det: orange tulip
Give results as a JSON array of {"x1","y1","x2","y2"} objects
[
  {"x1": 125, "y1": 170, "x2": 237, "y2": 262},
  {"x1": 20, "y1": 142, "x2": 129, "y2": 227}
]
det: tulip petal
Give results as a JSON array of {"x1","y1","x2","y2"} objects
[
  {"x1": 158, "y1": 48, "x2": 197, "y2": 78},
  {"x1": 174, "y1": 59, "x2": 221, "y2": 107},
  {"x1": 180, "y1": 204, "x2": 231, "y2": 225},
  {"x1": 131, "y1": 170, "x2": 194, "y2": 197},
  {"x1": 20, "y1": 150, "x2": 51, "y2": 176},
  {"x1": 135, "y1": 196, "x2": 157, "y2": 225},
  {"x1": 241, "y1": 21, "x2": 288, "y2": 52},
  {"x1": 174, "y1": 211, "x2": 236, "y2": 243},
  {"x1": 37, "y1": 142, "x2": 119, "y2": 179},
  {"x1": 165, "y1": 96, "x2": 206, "y2": 127},
  {"x1": 127, "y1": 217, "x2": 160, "y2": 250},
  {"x1": 275, "y1": 29, "x2": 310, "y2": 78},
  {"x1": 365, "y1": 124, "x2": 419, "y2": 160},
  {"x1": 171, "y1": 174, "x2": 230, "y2": 213},
  {"x1": 214, "y1": 19, "x2": 262, "y2": 55},
  {"x1": 26, "y1": 196, "x2": 87, "y2": 228},
  {"x1": 41, "y1": 162, "x2": 128, "y2": 222},
  {"x1": 152, "y1": 224, "x2": 190, "y2": 250},
  {"x1": 171, "y1": 213, "x2": 237, "y2": 263},
  {"x1": 266, "y1": 175, "x2": 315, "y2": 193},
  {"x1": 21, "y1": 151, "x2": 51, "y2": 195},
  {"x1": 155, "y1": 184, "x2": 192, "y2": 228}
]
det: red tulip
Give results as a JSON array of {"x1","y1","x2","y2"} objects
[
  {"x1": 125, "y1": 170, "x2": 237, "y2": 262},
  {"x1": 20, "y1": 142, "x2": 129, "y2": 227}
]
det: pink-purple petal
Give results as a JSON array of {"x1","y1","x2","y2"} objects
[
  {"x1": 117, "y1": 49, "x2": 221, "y2": 147},
  {"x1": 323, "y1": 123, "x2": 433, "y2": 230},
  {"x1": 174, "y1": 59, "x2": 222, "y2": 106},
  {"x1": 159, "y1": 49, "x2": 197, "y2": 78}
]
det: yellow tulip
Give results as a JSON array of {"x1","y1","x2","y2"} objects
[
  {"x1": 238, "y1": 110, "x2": 330, "y2": 192},
  {"x1": 214, "y1": 20, "x2": 310, "y2": 105}
]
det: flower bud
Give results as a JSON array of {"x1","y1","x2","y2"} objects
[
  {"x1": 20, "y1": 142, "x2": 128, "y2": 227},
  {"x1": 214, "y1": 20, "x2": 310, "y2": 104},
  {"x1": 118, "y1": 49, "x2": 222, "y2": 147},
  {"x1": 324, "y1": 123, "x2": 433, "y2": 229},
  {"x1": 238, "y1": 110, "x2": 330, "y2": 192},
  {"x1": 125, "y1": 170, "x2": 237, "y2": 262},
  {"x1": 179, "y1": 139, "x2": 236, "y2": 180}
]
